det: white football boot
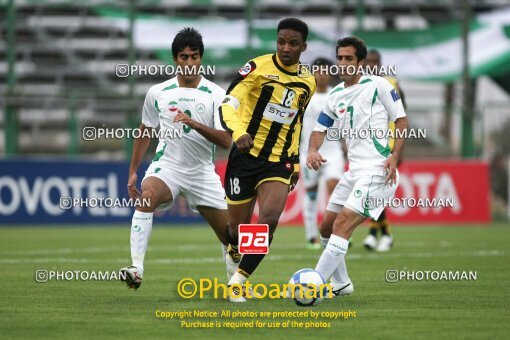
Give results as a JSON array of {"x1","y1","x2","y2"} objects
[
  {"x1": 329, "y1": 280, "x2": 354, "y2": 297},
  {"x1": 227, "y1": 284, "x2": 247, "y2": 303},
  {"x1": 120, "y1": 265, "x2": 143, "y2": 290},
  {"x1": 376, "y1": 235, "x2": 393, "y2": 252},
  {"x1": 363, "y1": 234, "x2": 378, "y2": 250}
]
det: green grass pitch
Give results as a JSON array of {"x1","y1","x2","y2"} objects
[{"x1": 1, "y1": 223, "x2": 509, "y2": 339}]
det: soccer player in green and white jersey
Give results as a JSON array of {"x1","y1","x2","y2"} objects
[
  {"x1": 120, "y1": 28, "x2": 236, "y2": 289},
  {"x1": 307, "y1": 37, "x2": 408, "y2": 296}
]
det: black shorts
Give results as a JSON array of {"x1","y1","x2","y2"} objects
[{"x1": 225, "y1": 146, "x2": 295, "y2": 204}]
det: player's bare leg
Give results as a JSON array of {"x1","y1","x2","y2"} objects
[
  {"x1": 326, "y1": 179, "x2": 339, "y2": 196},
  {"x1": 304, "y1": 184, "x2": 320, "y2": 249},
  {"x1": 226, "y1": 198, "x2": 257, "y2": 258},
  {"x1": 196, "y1": 206, "x2": 239, "y2": 281},
  {"x1": 121, "y1": 177, "x2": 172, "y2": 290},
  {"x1": 196, "y1": 206, "x2": 229, "y2": 246},
  {"x1": 318, "y1": 209, "x2": 336, "y2": 239},
  {"x1": 224, "y1": 199, "x2": 256, "y2": 301},
  {"x1": 227, "y1": 198, "x2": 257, "y2": 244},
  {"x1": 227, "y1": 182, "x2": 288, "y2": 299},
  {"x1": 325, "y1": 178, "x2": 354, "y2": 249},
  {"x1": 315, "y1": 207, "x2": 366, "y2": 296}
]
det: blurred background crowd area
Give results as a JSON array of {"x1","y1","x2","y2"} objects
[{"x1": 0, "y1": 0, "x2": 509, "y2": 217}]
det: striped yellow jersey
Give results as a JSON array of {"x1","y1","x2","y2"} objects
[
  {"x1": 384, "y1": 75, "x2": 403, "y2": 151},
  {"x1": 219, "y1": 53, "x2": 316, "y2": 170}
]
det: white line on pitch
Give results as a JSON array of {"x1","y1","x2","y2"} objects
[
  {"x1": 0, "y1": 249, "x2": 505, "y2": 264},
  {"x1": 0, "y1": 240, "x2": 445, "y2": 257}
]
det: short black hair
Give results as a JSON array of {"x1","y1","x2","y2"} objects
[
  {"x1": 312, "y1": 57, "x2": 333, "y2": 67},
  {"x1": 277, "y1": 18, "x2": 309, "y2": 42},
  {"x1": 337, "y1": 36, "x2": 367, "y2": 60},
  {"x1": 172, "y1": 27, "x2": 204, "y2": 59}
]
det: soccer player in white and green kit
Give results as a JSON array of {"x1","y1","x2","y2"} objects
[
  {"x1": 307, "y1": 37, "x2": 408, "y2": 296},
  {"x1": 120, "y1": 28, "x2": 235, "y2": 289},
  {"x1": 300, "y1": 57, "x2": 345, "y2": 249}
]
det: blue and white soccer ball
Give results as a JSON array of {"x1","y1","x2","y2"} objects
[{"x1": 288, "y1": 268, "x2": 328, "y2": 306}]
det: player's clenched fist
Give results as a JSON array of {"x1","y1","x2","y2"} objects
[
  {"x1": 236, "y1": 133, "x2": 254, "y2": 153},
  {"x1": 306, "y1": 151, "x2": 327, "y2": 170}
]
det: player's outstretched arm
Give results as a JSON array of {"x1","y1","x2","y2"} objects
[
  {"x1": 128, "y1": 123, "x2": 153, "y2": 199},
  {"x1": 384, "y1": 116, "x2": 408, "y2": 185},
  {"x1": 173, "y1": 111, "x2": 232, "y2": 149},
  {"x1": 306, "y1": 131, "x2": 328, "y2": 170}
]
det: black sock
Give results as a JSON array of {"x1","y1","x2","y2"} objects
[
  {"x1": 381, "y1": 223, "x2": 391, "y2": 236},
  {"x1": 378, "y1": 210, "x2": 390, "y2": 236},
  {"x1": 237, "y1": 236, "x2": 273, "y2": 277},
  {"x1": 369, "y1": 227, "x2": 378, "y2": 237},
  {"x1": 378, "y1": 209, "x2": 387, "y2": 221}
]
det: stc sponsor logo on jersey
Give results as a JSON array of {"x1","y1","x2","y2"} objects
[{"x1": 263, "y1": 102, "x2": 297, "y2": 124}]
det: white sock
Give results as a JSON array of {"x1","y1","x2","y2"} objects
[
  {"x1": 228, "y1": 271, "x2": 248, "y2": 286},
  {"x1": 320, "y1": 236, "x2": 329, "y2": 248},
  {"x1": 315, "y1": 235, "x2": 350, "y2": 284},
  {"x1": 319, "y1": 236, "x2": 343, "y2": 283},
  {"x1": 304, "y1": 192, "x2": 319, "y2": 241},
  {"x1": 221, "y1": 244, "x2": 229, "y2": 278},
  {"x1": 130, "y1": 210, "x2": 153, "y2": 276}
]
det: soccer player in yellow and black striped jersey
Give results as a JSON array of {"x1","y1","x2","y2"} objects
[
  {"x1": 363, "y1": 48, "x2": 407, "y2": 252},
  {"x1": 219, "y1": 18, "x2": 316, "y2": 301}
]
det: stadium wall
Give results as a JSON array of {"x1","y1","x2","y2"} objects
[{"x1": 0, "y1": 159, "x2": 490, "y2": 225}]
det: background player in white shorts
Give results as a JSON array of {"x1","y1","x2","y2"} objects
[
  {"x1": 307, "y1": 36, "x2": 408, "y2": 296},
  {"x1": 300, "y1": 57, "x2": 345, "y2": 249},
  {"x1": 362, "y1": 48, "x2": 407, "y2": 252},
  {"x1": 120, "y1": 28, "x2": 234, "y2": 289}
]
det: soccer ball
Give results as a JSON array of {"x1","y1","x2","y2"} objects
[{"x1": 288, "y1": 268, "x2": 328, "y2": 306}]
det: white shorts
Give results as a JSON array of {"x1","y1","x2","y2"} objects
[
  {"x1": 142, "y1": 162, "x2": 227, "y2": 212},
  {"x1": 300, "y1": 151, "x2": 344, "y2": 189},
  {"x1": 326, "y1": 170, "x2": 399, "y2": 220}
]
